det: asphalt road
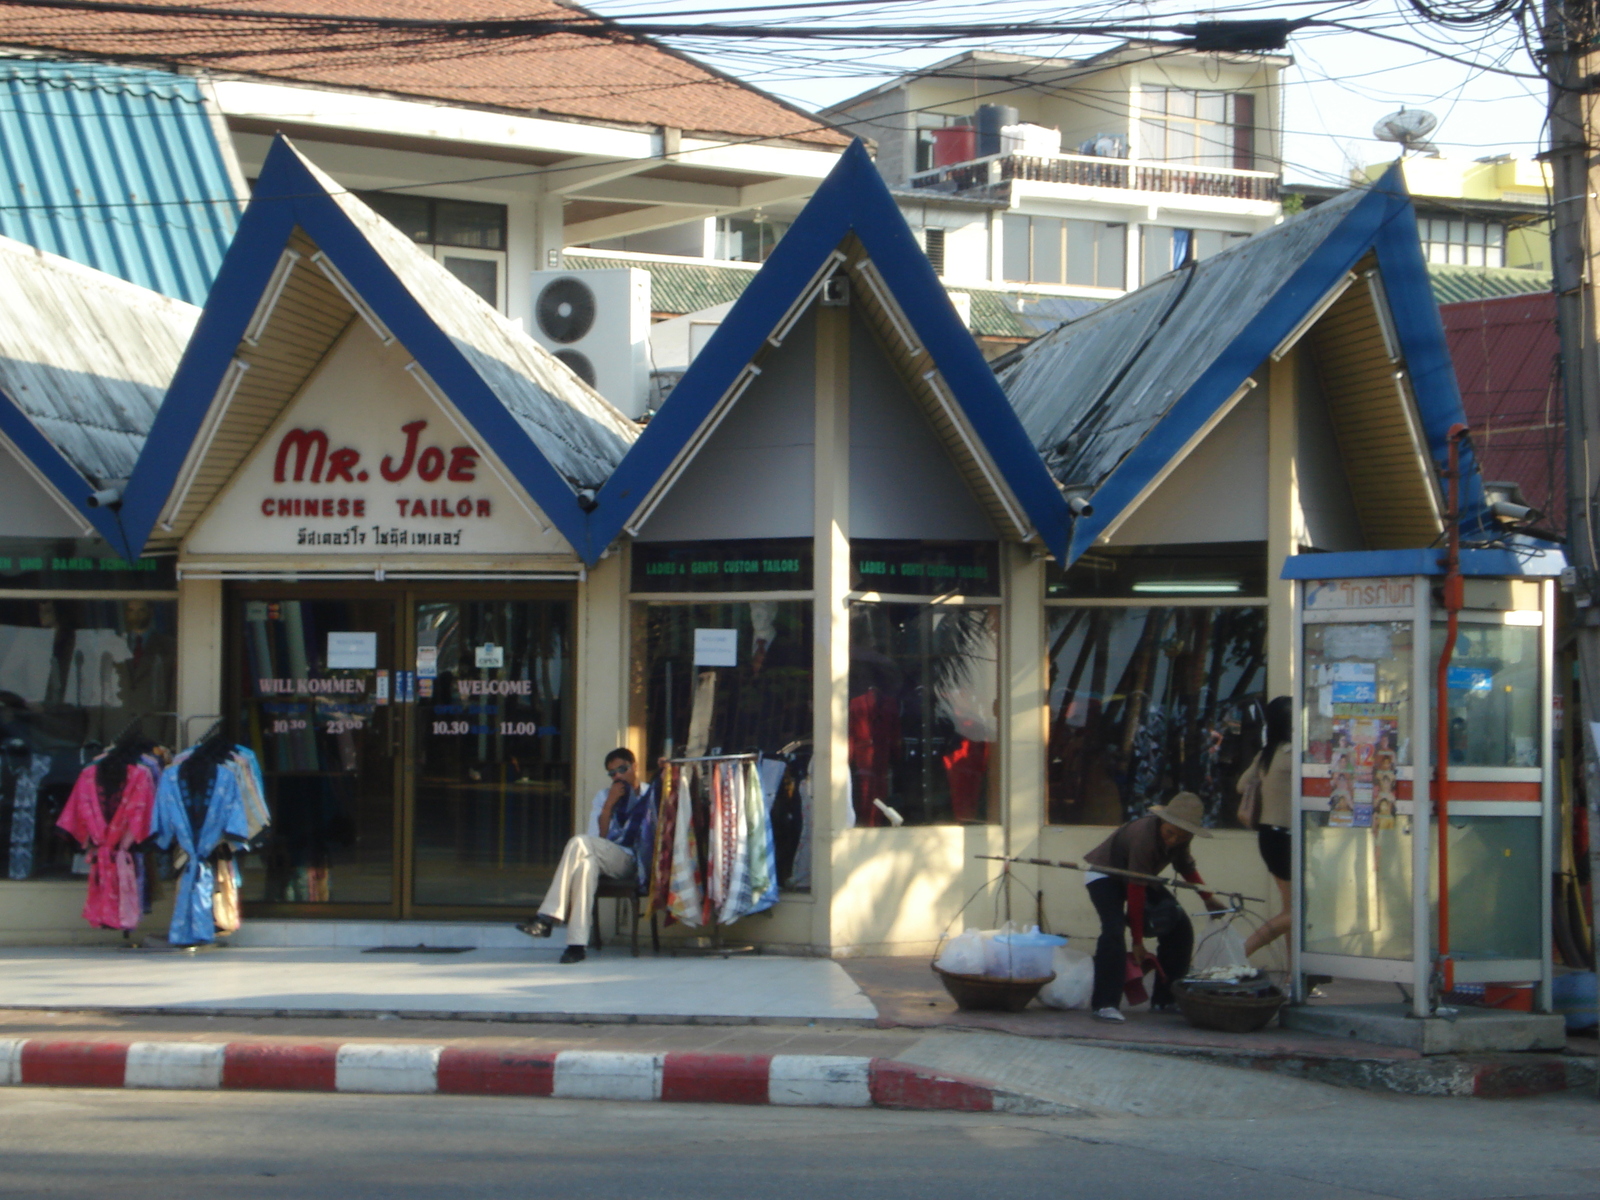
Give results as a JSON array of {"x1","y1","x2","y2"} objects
[{"x1": 2, "y1": 1085, "x2": 1599, "y2": 1200}]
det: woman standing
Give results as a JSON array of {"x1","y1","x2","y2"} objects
[{"x1": 1239, "y1": 696, "x2": 1293, "y2": 958}]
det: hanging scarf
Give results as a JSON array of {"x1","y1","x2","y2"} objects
[{"x1": 666, "y1": 764, "x2": 705, "y2": 927}]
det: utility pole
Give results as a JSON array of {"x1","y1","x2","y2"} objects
[{"x1": 1545, "y1": 0, "x2": 1600, "y2": 1064}]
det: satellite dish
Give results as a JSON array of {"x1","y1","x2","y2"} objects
[{"x1": 1373, "y1": 108, "x2": 1439, "y2": 151}]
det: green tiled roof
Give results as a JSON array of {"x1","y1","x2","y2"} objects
[
  {"x1": 564, "y1": 251, "x2": 758, "y2": 315},
  {"x1": 565, "y1": 250, "x2": 1092, "y2": 339},
  {"x1": 1428, "y1": 263, "x2": 1549, "y2": 306}
]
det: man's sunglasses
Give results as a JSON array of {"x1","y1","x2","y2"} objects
[{"x1": 606, "y1": 765, "x2": 632, "y2": 777}]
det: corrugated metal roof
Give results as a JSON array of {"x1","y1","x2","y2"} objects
[
  {"x1": 998, "y1": 189, "x2": 1366, "y2": 490},
  {"x1": 1440, "y1": 291, "x2": 1562, "y2": 531},
  {"x1": 564, "y1": 248, "x2": 1101, "y2": 340},
  {"x1": 0, "y1": 59, "x2": 239, "y2": 306},
  {"x1": 0, "y1": 231, "x2": 197, "y2": 484},
  {"x1": 1428, "y1": 263, "x2": 1549, "y2": 306},
  {"x1": 308, "y1": 148, "x2": 639, "y2": 491}
]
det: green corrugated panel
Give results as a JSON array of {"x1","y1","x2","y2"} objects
[{"x1": 1428, "y1": 264, "x2": 1550, "y2": 306}]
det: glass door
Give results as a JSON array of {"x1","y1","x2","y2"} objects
[
  {"x1": 408, "y1": 595, "x2": 574, "y2": 912},
  {"x1": 234, "y1": 592, "x2": 400, "y2": 914}
]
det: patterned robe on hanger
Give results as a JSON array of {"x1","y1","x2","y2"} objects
[
  {"x1": 56, "y1": 759, "x2": 157, "y2": 930},
  {"x1": 152, "y1": 752, "x2": 250, "y2": 946}
]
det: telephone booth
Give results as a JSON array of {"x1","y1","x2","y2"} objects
[{"x1": 1284, "y1": 551, "x2": 1559, "y2": 1017}]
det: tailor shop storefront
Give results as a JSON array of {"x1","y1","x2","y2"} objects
[{"x1": 176, "y1": 349, "x2": 589, "y2": 921}]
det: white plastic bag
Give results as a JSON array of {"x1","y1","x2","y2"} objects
[
  {"x1": 935, "y1": 929, "x2": 989, "y2": 976},
  {"x1": 1189, "y1": 915, "x2": 1251, "y2": 978},
  {"x1": 1037, "y1": 946, "x2": 1094, "y2": 1010}
]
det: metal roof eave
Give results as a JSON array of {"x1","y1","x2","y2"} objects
[
  {"x1": 1068, "y1": 164, "x2": 1489, "y2": 565},
  {"x1": 0, "y1": 391, "x2": 128, "y2": 551},
  {"x1": 584, "y1": 140, "x2": 1072, "y2": 565},
  {"x1": 121, "y1": 137, "x2": 597, "y2": 556},
  {"x1": 1280, "y1": 546, "x2": 1564, "y2": 579}
]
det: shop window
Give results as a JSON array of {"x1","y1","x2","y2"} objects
[
  {"x1": 1141, "y1": 226, "x2": 1249, "y2": 283},
  {"x1": 1046, "y1": 542, "x2": 1267, "y2": 600},
  {"x1": 1045, "y1": 605, "x2": 1266, "y2": 827},
  {"x1": 632, "y1": 600, "x2": 814, "y2": 889},
  {"x1": 1138, "y1": 88, "x2": 1257, "y2": 169},
  {"x1": 1430, "y1": 621, "x2": 1540, "y2": 767},
  {"x1": 356, "y1": 190, "x2": 507, "y2": 309},
  {"x1": 1419, "y1": 218, "x2": 1505, "y2": 268},
  {"x1": 848, "y1": 602, "x2": 1000, "y2": 827},
  {"x1": 0, "y1": 597, "x2": 177, "y2": 880},
  {"x1": 1003, "y1": 214, "x2": 1126, "y2": 287},
  {"x1": 715, "y1": 216, "x2": 787, "y2": 263}
]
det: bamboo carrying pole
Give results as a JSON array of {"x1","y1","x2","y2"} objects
[{"x1": 975, "y1": 854, "x2": 1264, "y2": 907}]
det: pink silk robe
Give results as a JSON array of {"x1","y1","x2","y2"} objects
[{"x1": 56, "y1": 763, "x2": 156, "y2": 930}]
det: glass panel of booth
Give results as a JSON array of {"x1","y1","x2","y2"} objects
[
  {"x1": 1043, "y1": 605, "x2": 1267, "y2": 827},
  {"x1": 411, "y1": 599, "x2": 573, "y2": 908},
  {"x1": 1429, "y1": 620, "x2": 1541, "y2": 768},
  {"x1": 236, "y1": 597, "x2": 396, "y2": 906},
  {"x1": 1298, "y1": 583, "x2": 1420, "y2": 965}
]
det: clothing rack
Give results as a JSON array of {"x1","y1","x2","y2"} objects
[{"x1": 653, "y1": 752, "x2": 767, "y2": 956}]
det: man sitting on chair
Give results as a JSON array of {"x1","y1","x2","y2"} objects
[{"x1": 518, "y1": 747, "x2": 646, "y2": 963}]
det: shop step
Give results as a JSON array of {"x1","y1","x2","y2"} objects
[{"x1": 227, "y1": 921, "x2": 534, "y2": 951}]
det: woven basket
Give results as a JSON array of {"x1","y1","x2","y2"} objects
[
  {"x1": 932, "y1": 964, "x2": 1055, "y2": 1012},
  {"x1": 1172, "y1": 980, "x2": 1286, "y2": 1033}
]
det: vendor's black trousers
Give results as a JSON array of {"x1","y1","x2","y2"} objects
[{"x1": 1087, "y1": 877, "x2": 1192, "y2": 1011}]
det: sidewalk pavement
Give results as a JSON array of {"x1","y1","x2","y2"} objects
[{"x1": 0, "y1": 945, "x2": 1590, "y2": 1104}]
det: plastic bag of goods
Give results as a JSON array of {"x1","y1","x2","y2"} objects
[
  {"x1": 1188, "y1": 916, "x2": 1251, "y2": 980},
  {"x1": 935, "y1": 929, "x2": 990, "y2": 976},
  {"x1": 1038, "y1": 946, "x2": 1094, "y2": 1009},
  {"x1": 985, "y1": 924, "x2": 1068, "y2": 979}
]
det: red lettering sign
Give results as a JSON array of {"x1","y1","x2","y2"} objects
[{"x1": 382, "y1": 420, "x2": 427, "y2": 482}]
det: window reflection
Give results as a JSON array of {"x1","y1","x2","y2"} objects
[
  {"x1": 634, "y1": 601, "x2": 813, "y2": 887},
  {"x1": 0, "y1": 598, "x2": 176, "y2": 880},
  {"x1": 848, "y1": 602, "x2": 999, "y2": 827},
  {"x1": 1046, "y1": 606, "x2": 1265, "y2": 826},
  {"x1": 1431, "y1": 623, "x2": 1541, "y2": 767}
]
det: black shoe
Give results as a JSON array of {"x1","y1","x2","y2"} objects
[
  {"x1": 516, "y1": 916, "x2": 555, "y2": 939},
  {"x1": 559, "y1": 945, "x2": 587, "y2": 964}
]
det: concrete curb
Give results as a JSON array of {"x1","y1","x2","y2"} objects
[{"x1": 0, "y1": 1037, "x2": 1077, "y2": 1113}]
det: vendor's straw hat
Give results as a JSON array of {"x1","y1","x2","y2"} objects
[{"x1": 1149, "y1": 792, "x2": 1212, "y2": 838}]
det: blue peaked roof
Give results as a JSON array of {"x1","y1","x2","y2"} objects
[
  {"x1": 0, "y1": 59, "x2": 240, "y2": 305},
  {"x1": 999, "y1": 163, "x2": 1491, "y2": 565},
  {"x1": 582, "y1": 140, "x2": 1075, "y2": 563},
  {"x1": 118, "y1": 136, "x2": 638, "y2": 556}
]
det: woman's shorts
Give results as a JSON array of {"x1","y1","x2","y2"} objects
[{"x1": 1258, "y1": 825, "x2": 1291, "y2": 882}]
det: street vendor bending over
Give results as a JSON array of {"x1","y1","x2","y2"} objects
[{"x1": 1083, "y1": 792, "x2": 1218, "y2": 1023}]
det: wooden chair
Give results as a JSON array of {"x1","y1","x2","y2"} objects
[{"x1": 590, "y1": 877, "x2": 659, "y2": 956}]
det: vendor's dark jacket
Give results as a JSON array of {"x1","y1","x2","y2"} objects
[{"x1": 1083, "y1": 814, "x2": 1196, "y2": 881}]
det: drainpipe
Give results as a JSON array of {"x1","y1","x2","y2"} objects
[{"x1": 1434, "y1": 423, "x2": 1469, "y2": 1003}]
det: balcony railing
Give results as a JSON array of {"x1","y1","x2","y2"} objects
[{"x1": 909, "y1": 152, "x2": 1280, "y2": 203}]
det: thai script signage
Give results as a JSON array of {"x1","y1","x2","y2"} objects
[{"x1": 1303, "y1": 577, "x2": 1416, "y2": 612}]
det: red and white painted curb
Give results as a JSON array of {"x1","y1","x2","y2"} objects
[{"x1": 0, "y1": 1038, "x2": 1065, "y2": 1113}]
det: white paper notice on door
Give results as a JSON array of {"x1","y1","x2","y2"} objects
[
  {"x1": 328, "y1": 631, "x2": 377, "y2": 670},
  {"x1": 693, "y1": 628, "x2": 737, "y2": 667}
]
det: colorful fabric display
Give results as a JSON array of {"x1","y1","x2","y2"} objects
[{"x1": 56, "y1": 757, "x2": 158, "y2": 930}]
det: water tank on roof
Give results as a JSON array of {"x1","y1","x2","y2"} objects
[
  {"x1": 976, "y1": 104, "x2": 1019, "y2": 157},
  {"x1": 931, "y1": 125, "x2": 977, "y2": 167}
]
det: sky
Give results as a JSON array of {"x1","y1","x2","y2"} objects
[{"x1": 597, "y1": 0, "x2": 1549, "y2": 186}]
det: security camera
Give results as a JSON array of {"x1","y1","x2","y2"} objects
[
  {"x1": 1491, "y1": 499, "x2": 1537, "y2": 524},
  {"x1": 1068, "y1": 495, "x2": 1094, "y2": 517},
  {"x1": 86, "y1": 486, "x2": 123, "y2": 510},
  {"x1": 575, "y1": 488, "x2": 599, "y2": 513}
]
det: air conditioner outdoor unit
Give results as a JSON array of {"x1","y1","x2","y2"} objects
[{"x1": 528, "y1": 267, "x2": 651, "y2": 418}]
